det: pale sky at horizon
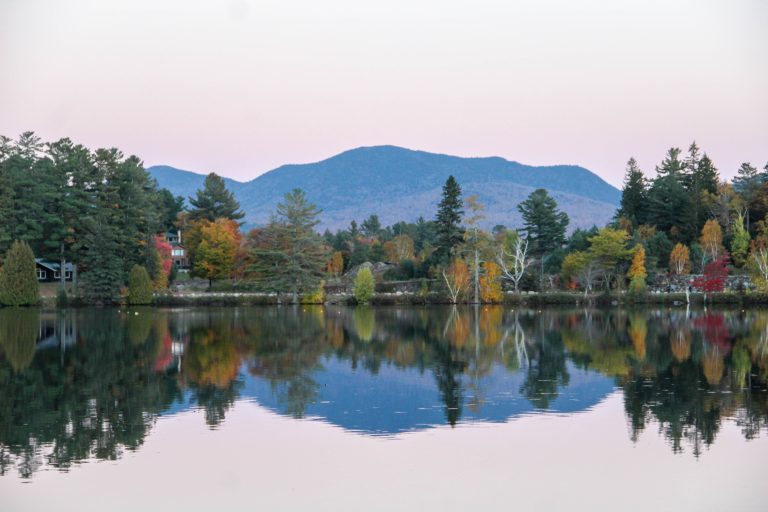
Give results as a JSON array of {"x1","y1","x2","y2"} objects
[{"x1": 1, "y1": 0, "x2": 766, "y2": 187}]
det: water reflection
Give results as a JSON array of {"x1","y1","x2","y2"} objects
[{"x1": 0, "y1": 306, "x2": 767, "y2": 478}]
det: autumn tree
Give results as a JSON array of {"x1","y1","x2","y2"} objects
[
  {"x1": 588, "y1": 227, "x2": 631, "y2": 290},
  {"x1": 353, "y1": 267, "x2": 375, "y2": 305},
  {"x1": 699, "y1": 219, "x2": 724, "y2": 262},
  {"x1": 561, "y1": 251, "x2": 597, "y2": 297},
  {"x1": 748, "y1": 233, "x2": 768, "y2": 290},
  {"x1": 479, "y1": 261, "x2": 502, "y2": 303},
  {"x1": 669, "y1": 243, "x2": 691, "y2": 275},
  {"x1": 692, "y1": 254, "x2": 730, "y2": 295},
  {"x1": 627, "y1": 245, "x2": 647, "y2": 294},
  {"x1": 194, "y1": 219, "x2": 241, "y2": 288},
  {"x1": 383, "y1": 234, "x2": 415, "y2": 263},
  {"x1": 327, "y1": 250, "x2": 344, "y2": 277},
  {"x1": 442, "y1": 258, "x2": 470, "y2": 304}
]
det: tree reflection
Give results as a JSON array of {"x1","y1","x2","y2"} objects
[{"x1": 1, "y1": 306, "x2": 768, "y2": 477}]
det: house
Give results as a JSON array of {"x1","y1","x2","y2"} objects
[
  {"x1": 35, "y1": 259, "x2": 74, "y2": 282},
  {"x1": 165, "y1": 230, "x2": 189, "y2": 270}
]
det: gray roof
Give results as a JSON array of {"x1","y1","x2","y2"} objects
[{"x1": 35, "y1": 259, "x2": 75, "y2": 272}]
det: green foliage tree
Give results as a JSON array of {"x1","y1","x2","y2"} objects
[
  {"x1": 80, "y1": 217, "x2": 124, "y2": 304},
  {"x1": 730, "y1": 213, "x2": 750, "y2": 267},
  {"x1": 434, "y1": 175, "x2": 464, "y2": 264},
  {"x1": 617, "y1": 158, "x2": 646, "y2": 227},
  {"x1": 128, "y1": 265, "x2": 153, "y2": 305},
  {"x1": 588, "y1": 227, "x2": 632, "y2": 290},
  {"x1": 0, "y1": 240, "x2": 39, "y2": 306},
  {"x1": 248, "y1": 189, "x2": 328, "y2": 303},
  {"x1": 733, "y1": 162, "x2": 767, "y2": 233},
  {"x1": 517, "y1": 189, "x2": 569, "y2": 255},
  {"x1": 354, "y1": 267, "x2": 375, "y2": 305},
  {"x1": 188, "y1": 173, "x2": 244, "y2": 222}
]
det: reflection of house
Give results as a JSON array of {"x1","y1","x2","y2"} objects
[
  {"x1": 165, "y1": 230, "x2": 189, "y2": 271},
  {"x1": 35, "y1": 259, "x2": 74, "y2": 282}
]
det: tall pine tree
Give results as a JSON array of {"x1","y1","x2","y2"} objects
[
  {"x1": 434, "y1": 175, "x2": 464, "y2": 264},
  {"x1": 517, "y1": 189, "x2": 569, "y2": 255},
  {"x1": 617, "y1": 158, "x2": 647, "y2": 227},
  {"x1": 188, "y1": 173, "x2": 244, "y2": 222}
]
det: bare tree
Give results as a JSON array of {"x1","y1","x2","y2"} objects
[{"x1": 497, "y1": 236, "x2": 532, "y2": 293}]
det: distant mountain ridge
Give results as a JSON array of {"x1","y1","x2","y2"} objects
[{"x1": 148, "y1": 145, "x2": 620, "y2": 231}]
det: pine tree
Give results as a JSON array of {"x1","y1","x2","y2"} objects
[
  {"x1": 617, "y1": 158, "x2": 646, "y2": 227},
  {"x1": 188, "y1": 173, "x2": 244, "y2": 222},
  {"x1": 733, "y1": 162, "x2": 766, "y2": 233},
  {"x1": 80, "y1": 217, "x2": 124, "y2": 304},
  {"x1": 655, "y1": 147, "x2": 685, "y2": 178},
  {"x1": 248, "y1": 189, "x2": 328, "y2": 302},
  {"x1": 434, "y1": 175, "x2": 464, "y2": 264},
  {"x1": 128, "y1": 265, "x2": 153, "y2": 305},
  {"x1": 517, "y1": 189, "x2": 569, "y2": 254},
  {"x1": 0, "y1": 240, "x2": 39, "y2": 306}
]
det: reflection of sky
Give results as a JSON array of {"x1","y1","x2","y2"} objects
[
  {"x1": 4, "y1": 393, "x2": 767, "y2": 512},
  {"x1": 242, "y1": 359, "x2": 616, "y2": 435}
]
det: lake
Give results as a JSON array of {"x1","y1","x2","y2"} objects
[{"x1": 1, "y1": 306, "x2": 767, "y2": 511}]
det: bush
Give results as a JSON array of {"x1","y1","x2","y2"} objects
[
  {"x1": 0, "y1": 240, "x2": 40, "y2": 306},
  {"x1": 301, "y1": 280, "x2": 325, "y2": 304},
  {"x1": 128, "y1": 265, "x2": 153, "y2": 305},
  {"x1": 354, "y1": 267, "x2": 375, "y2": 305}
]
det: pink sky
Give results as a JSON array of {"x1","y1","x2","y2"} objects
[{"x1": 1, "y1": 0, "x2": 766, "y2": 187}]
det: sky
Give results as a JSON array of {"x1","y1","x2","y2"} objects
[{"x1": 1, "y1": 0, "x2": 766, "y2": 187}]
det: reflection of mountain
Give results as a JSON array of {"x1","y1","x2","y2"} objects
[
  {"x1": 243, "y1": 360, "x2": 615, "y2": 435},
  {"x1": 1, "y1": 307, "x2": 767, "y2": 478}
]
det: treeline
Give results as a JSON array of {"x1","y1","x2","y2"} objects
[{"x1": 1, "y1": 133, "x2": 767, "y2": 305}]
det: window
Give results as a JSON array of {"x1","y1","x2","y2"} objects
[
  {"x1": 54, "y1": 271, "x2": 60, "y2": 279},
  {"x1": 37, "y1": 269, "x2": 46, "y2": 280},
  {"x1": 172, "y1": 249, "x2": 184, "y2": 256},
  {"x1": 65, "y1": 271, "x2": 73, "y2": 279}
]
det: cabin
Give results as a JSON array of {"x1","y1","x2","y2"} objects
[
  {"x1": 165, "y1": 230, "x2": 189, "y2": 270},
  {"x1": 35, "y1": 259, "x2": 74, "y2": 282}
]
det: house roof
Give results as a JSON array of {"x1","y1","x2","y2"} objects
[{"x1": 35, "y1": 259, "x2": 75, "y2": 272}]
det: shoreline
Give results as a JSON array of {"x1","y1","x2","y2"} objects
[{"x1": 21, "y1": 290, "x2": 768, "y2": 309}]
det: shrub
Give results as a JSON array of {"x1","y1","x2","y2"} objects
[
  {"x1": 301, "y1": 280, "x2": 325, "y2": 304},
  {"x1": 354, "y1": 267, "x2": 375, "y2": 305},
  {"x1": 128, "y1": 265, "x2": 154, "y2": 305},
  {"x1": 0, "y1": 240, "x2": 39, "y2": 306}
]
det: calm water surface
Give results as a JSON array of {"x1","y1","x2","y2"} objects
[{"x1": 1, "y1": 306, "x2": 767, "y2": 511}]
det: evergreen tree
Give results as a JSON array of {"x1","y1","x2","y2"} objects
[
  {"x1": 361, "y1": 214, "x2": 382, "y2": 238},
  {"x1": 733, "y1": 162, "x2": 766, "y2": 232},
  {"x1": 646, "y1": 174, "x2": 692, "y2": 242},
  {"x1": 188, "y1": 173, "x2": 244, "y2": 222},
  {"x1": 655, "y1": 147, "x2": 685, "y2": 178},
  {"x1": 128, "y1": 265, "x2": 153, "y2": 305},
  {"x1": 0, "y1": 240, "x2": 39, "y2": 306},
  {"x1": 80, "y1": 217, "x2": 123, "y2": 304},
  {"x1": 517, "y1": 189, "x2": 569, "y2": 255},
  {"x1": 248, "y1": 189, "x2": 328, "y2": 303},
  {"x1": 157, "y1": 188, "x2": 185, "y2": 231},
  {"x1": 434, "y1": 176, "x2": 464, "y2": 264},
  {"x1": 617, "y1": 158, "x2": 647, "y2": 227}
]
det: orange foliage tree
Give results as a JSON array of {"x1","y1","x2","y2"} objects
[
  {"x1": 383, "y1": 234, "x2": 415, "y2": 263},
  {"x1": 480, "y1": 261, "x2": 503, "y2": 303},
  {"x1": 194, "y1": 218, "x2": 241, "y2": 288},
  {"x1": 442, "y1": 258, "x2": 470, "y2": 303},
  {"x1": 669, "y1": 243, "x2": 691, "y2": 275}
]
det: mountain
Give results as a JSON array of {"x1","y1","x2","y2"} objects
[{"x1": 148, "y1": 145, "x2": 621, "y2": 231}]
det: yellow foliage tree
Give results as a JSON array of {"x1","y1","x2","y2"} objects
[
  {"x1": 327, "y1": 251, "x2": 344, "y2": 277},
  {"x1": 194, "y1": 218, "x2": 240, "y2": 288},
  {"x1": 699, "y1": 219, "x2": 724, "y2": 262},
  {"x1": 479, "y1": 261, "x2": 503, "y2": 303},
  {"x1": 383, "y1": 234, "x2": 415, "y2": 263},
  {"x1": 669, "y1": 243, "x2": 691, "y2": 275},
  {"x1": 627, "y1": 245, "x2": 647, "y2": 293}
]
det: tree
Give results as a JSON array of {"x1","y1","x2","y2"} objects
[
  {"x1": 151, "y1": 235, "x2": 173, "y2": 289},
  {"x1": 442, "y1": 258, "x2": 470, "y2": 304},
  {"x1": 0, "y1": 240, "x2": 39, "y2": 306},
  {"x1": 692, "y1": 254, "x2": 729, "y2": 295},
  {"x1": 732, "y1": 162, "x2": 766, "y2": 232},
  {"x1": 479, "y1": 261, "x2": 502, "y2": 303},
  {"x1": 361, "y1": 214, "x2": 382, "y2": 238},
  {"x1": 496, "y1": 231, "x2": 532, "y2": 293},
  {"x1": 699, "y1": 220, "x2": 724, "y2": 262},
  {"x1": 248, "y1": 189, "x2": 328, "y2": 303},
  {"x1": 327, "y1": 250, "x2": 344, "y2": 277},
  {"x1": 353, "y1": 267, "x2": 375, "y2": 305},
  {"x1": 383, "y1": 234, "x2": 415, "y2": 263},
  {"x1": 588, "y1": 227, "x2": 631, "y2": 290},
  {"x1": 463, "y1": 194, "x2": 486, "y2": 303},
  {"x1": 748, "y1": 236, "x2": 768, "y2": 290},
  {"x1": 517, "y1": 189, "x2": 569, "y2": 255},
  {"x1": 627, "y1": 245, "x2": 647, "y2": 294},
  {"x1": 617, "y1": 158, "x2": 647, "y2": 227},
  {"x1": 188, "y1": 173, "x2": 244, "y2": 222},
  {"x1": 434, "y1": 176, "x2": 464, "y2": 264},
  {"x1": 730, "y1": 213, "x2": 750, "y2": 267},
  {"x1": 80, "y1": 217, "x2": 123, "y2": 304},
  {"x1": 194, "y1": 219, "x2": 240, "y2": 289},
  {"x1": 128, "y1": 265, "x2": 153, "y2": 305},
  {"x1": 561, "y1": 251, "x2": 598, "y2": 296},
  {"x1": 669, "y1": 243, "x2": 691, "y2": 276}
]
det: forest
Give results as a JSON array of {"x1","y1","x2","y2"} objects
[{"x1": 0, "y1": 133, "x2": 767, "y2": 305}]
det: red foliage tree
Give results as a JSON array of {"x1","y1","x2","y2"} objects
[
  {"x1": 692, "y1": 254, "x2": 729, "y2": 293},
  {"x1": 153, "y1": 235, "x2": 173, "y2": 277}
]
